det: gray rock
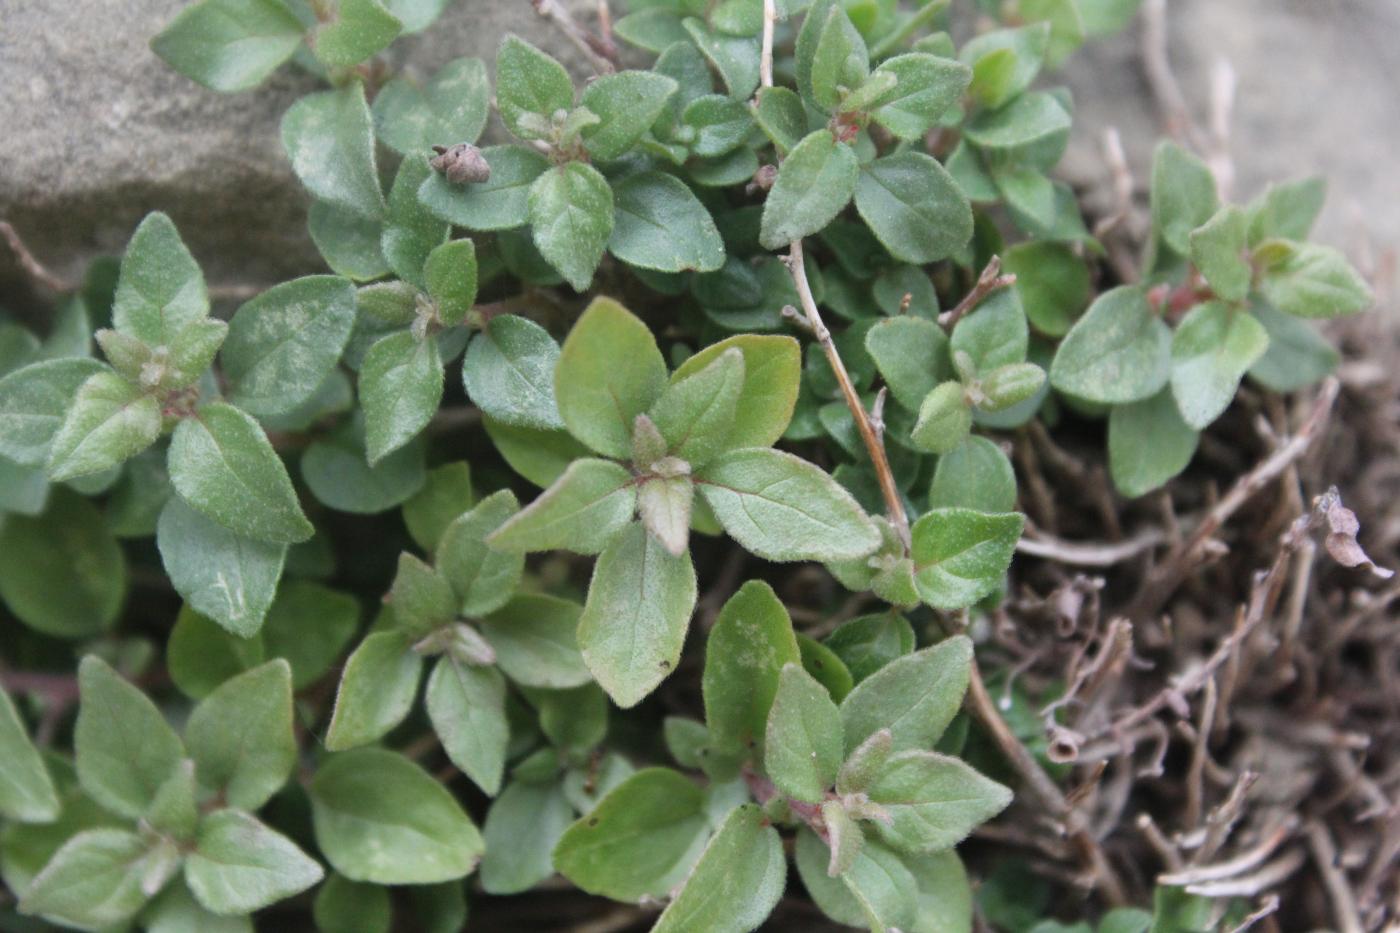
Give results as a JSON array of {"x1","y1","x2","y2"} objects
[
  {"x1": 1057, "y1": 0, "x2": 1400, "y2": 252},
  {"x1": 0, "y1": 0, "x2": 594, "y2": 309},
  {"x1": 1, "y1": 0, "x2": 1395, "y2": 314}
]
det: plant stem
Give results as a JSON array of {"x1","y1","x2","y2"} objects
[
  {"x1": 786, "y1": 241, "x2": 911, "y2": 548},
  {"x1": 964, "y1": 660, "x2": 1129, "y2": 905},
  {"x1": 869, "y1": 0, "x2": 950, "y2": 59},
  {"x1": 938, "y1": 255, "x2": 1016, "y2": 330}
]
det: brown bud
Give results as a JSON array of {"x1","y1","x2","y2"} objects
[
  {"x1": 430, "y1": 143, "x2": 490, "y2": 185},
  {"x1": 747, "y1": 163, "x2": 778, "y2": 195}
]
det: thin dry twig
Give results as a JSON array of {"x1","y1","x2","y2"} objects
[
  {"x1": 1130, "y1": 378, "x2": 1340, "y2": 617},
  {"x1": 786, "y1": 241, "x2": 912, "y2": 548},
  {"x1": 759, "y1": 0, "x2": 776, "y2": 91},
  {"x1": 1, "y1": 220, "x2": 74, "y2": 293},
  {"x1": 1306, "y1": 820, "x2": 1365, "y2": 933},
  {"x1": 939, "y1": 256, "x2": 1015, "y2": 330},
  {"x1": 1140, "y1": 0, "x2": 1202, "y2": 148},
  {"x1": 1016, "y1": 528, "x2": 1166, "y2": 567},
  {"x1": 531, "y1": 0, "x2": 617, "y2": 74}
]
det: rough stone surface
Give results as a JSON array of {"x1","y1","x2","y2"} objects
[{"x1": 1, "y1": 0, "x2": 1395, "y2": 311}]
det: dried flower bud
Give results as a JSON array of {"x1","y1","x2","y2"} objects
[
  {"x1": 430, "y1": 143, "x2": 490, "y2": 185},
  {"x1": 748, "y1": 163, "x2": 778, "y2": 195}
]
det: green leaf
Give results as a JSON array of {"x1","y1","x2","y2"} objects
[
  {"x1": 488, "y1": 458, "x2": 636, "y2": 555},
  {"x1": 112, "y1": 212, "x2": 209, "y2": 346},
  {"x1": 152, "y1": 0, "x2": 306, "y2": 92},
  {"x1": 426, "y1": 657, "x2": 509, "y2": 795},
  {"x1": 480, "y1": 779, "x2": 575, "y2": 894},
  {"x1": 555, "y1": 296, "x2": 669, "y2": 458},
  {"x1": 417, "y1": 145, "x2": 548, "y2": 231},
  {"x1": 765, "y1": 663, "x2": 844, "y2": 802},
  {"x1": 962, "y1": 24, "x2": 1050, "y2": 109},
  {"x1": 324, "y1": 630, "x2": 422, "y2": 750},
  {"x1": 796, "y1": 829, "x2": 917, "y2": 931},
  {"x1": 1049, "y1": 286, "x2": 1171, "y2": 404},
  {"x1": 809, "y1": 5, "x2": 868, "y2": 107},
  {"x1": 866, "y1": 317, "x2": 949, "y2": 412},
  {"x1": 308, "y1": 200, "x2": 390, "y2": 280},
  {"x1": 434, "y1": 490, "x2": 522, "y2": 615},
  {"x1": 479, "y1": 593, "x2": 589, "y2": 689},
  {"x1": 909, "y1": 382, "x2": 971, "y2": 455},
  {"x1": 144, "y1": 879, "x2": 255, "y2": 933},
  {"x1": 653, "y1": 804, "x2": 786, "y2": 933},
  {"x1": 1021, "y1": 0, "x2": 1085, "y2": 65},
  {"x1": 703, "y1": 580, "x2": 802, "y2": 761},
  {"x1": 609, "y1": 171, "x2": 725, "y2": 274},
  {"x1": 381, "y1": 0, "x2": 448, "y2": 31},
  {"x1": 360, "y1": 331, "x2": 444, "y2": 464},
  {"x1": 1078, "y1": 0, "x2": 1143, "y2": 35},
  {"x1": 963, "y1": 90, "x2": 1071, "y2": 151},
  {"x1": 311, "y1": 0, "x2": 400, "y2": 67},
  {"x1": 1170, "y1": 301, "x2": 1269, "y2": 428},
  {"x1": 825, "y1": 613, "x2": 916, "y2": 684},
  {"x1": 1247, "y1": 301, "x2": 1339, "y2": 392},
  {"x1": 836, "y1": 729, "x2": 893, "y2": 795},
  {"x1": 535, "y1": 682, "x2": 609, "y2": 753},
  {"x1": 979, "y1": 362, "x2": 1045, "y2": 412},
  {"x1": 1002, "y1": 241, "x2": 1090, "y2": 338},
  {"x1": 671, "y1": 334, "x2": 802, "y2": 450},
  {"x1": 1188, "y1": 205, "x2": 1251, "y2": 302},
  {"x1": 47, "y1": 371, "x2": 161, "y2": 481},
  {"x1": 614, "y1": 8, "x2": 689, "y2": 52},
  {"x1": 372, "y1": 57, "x2": 489, "y2": 155},
  {"x1": 1150, "y1": 141, "x2": 1219, "y2": 255},
  {"x1": 759, "y1": 130, "x2": 859, "y2": 249},
  {"x1": 754, "y1": 86, "x2": 809, "y2": 156},
  {"x1": 169, "y1": 402, "x2": 313, "y2": 543},
  {"x1": 0, "y1": 491, "x2": 126, "y2": 638},
  {"x1": 0, "y1": 688, "x2": 59, "y2": 823},
  {"x1": 282, "y1": 85, "x2": 386, "y2": 220},
  {"x1": 1255, "y1": 239, "x2": 1372, "y2": 319},
  {"x1": 910, "y1": 510, "x2": 1022, "y2": 610},
  {"x1": 0, "y1": 357, "x2": 106, "y2": 466},
  {"x1": 649, "y1": 346, "x2": 744, "y2": 466},
  {"x1": 302, "y1": 416, "x2": 426, "y2": 514},
  {"x1": 552, "y1": 767, "x2": 709, "y2": 902},
  {"x1": 313, "y1": 874, "x2": 391, "y2": 933},
  {"x1": 870, "y1": 53, "x2": 971, "y2": 140},
  {"x1": 698, "y1": 447, "x2": 880, "y2": 562},
  {"x1": 929, "y1": 435, "x2": 1017, "y2": 513},
  {"x1": 184, "y1": 660, "x2": 294, "y2": 810},
  {"x1": 18, "y1": 828, "x2": 155, "y2": 929},
  {"x1": 311, "y1": 748, "x2": 483, "y2": 883},
  {"x1": 527, "y1": 162, "x2": 615, "y2": 292},
  {"x1": 482, "y1": 417, "x2": 590, "y2": 488},
  {"x1": 157, "y1": 497, "x2": 287, "y2": 638},
  {"x1": 184, "y1": 809, "x2": 323, "y2": 914},
  {"x1": 382, "y1": 158, "x2": 450, "y2": 288},
  {"x1": 867, "y1": 750, "x2": 1010, "y2": 853},
  {"x1": 1246, "y1": 176, "x2": 1326, "y2": 245},
  {"x1": 638, "y1": 473, "x2": 694, "y2": 556},
  {"x1": 463, "y1": 315, "x2": 562, "y2": 431},
  {"x1": 580, "y1": 70, "x2": 678, "y2": 161},
  {"x1": 165, "y1": 318, "x2": 228, "y2": 389},
  {"x1": 495, "y1": 35, "x2": 574, "y2": 139},
  {"x1": 75, "y1": 655, "x2": 184, "y2": 820},
  {"x1": 683, "y1": 94, "x2": 752, "y2": 159},
  {"x1": 260, "y1": 581, "x2": 360, "y2": 690},
  {"x1": 423, "y1": 238, "x2": 476, "y2": 326},
  {"x1": 402, "y1": 461, "x2": 475, "y2": 552},
  {"x1": 167, "y1": 605, "x2": 265, "y2": 700},
  {"x1": 578, "y1": 522, "x2": 697, "y2": 708},
  {"x1": 905, "y1": 850, "x2": 973, "y2": 933},
  {"x1": 682, "y1": 18, "x2": 761, "y2": 99},
  {"x1": 839, "y1": 636, "x2": 971, "y2": 753},
  {"x1": 855, "y1": 151, "x2": 972, "y2": 265},
  {"x1": 951, "y1": 288, "x2": 1029, "y2": 374},
  {"x1": 386, "y1": 553, "x2": 454, "y2": 636},
  {"x1": 1107, "y1": 388, "x2": 1198, "y2": 498}
]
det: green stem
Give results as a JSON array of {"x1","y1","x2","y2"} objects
[{"x1": 870, "y1": 0, "x2": 951, "y2": 59}]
